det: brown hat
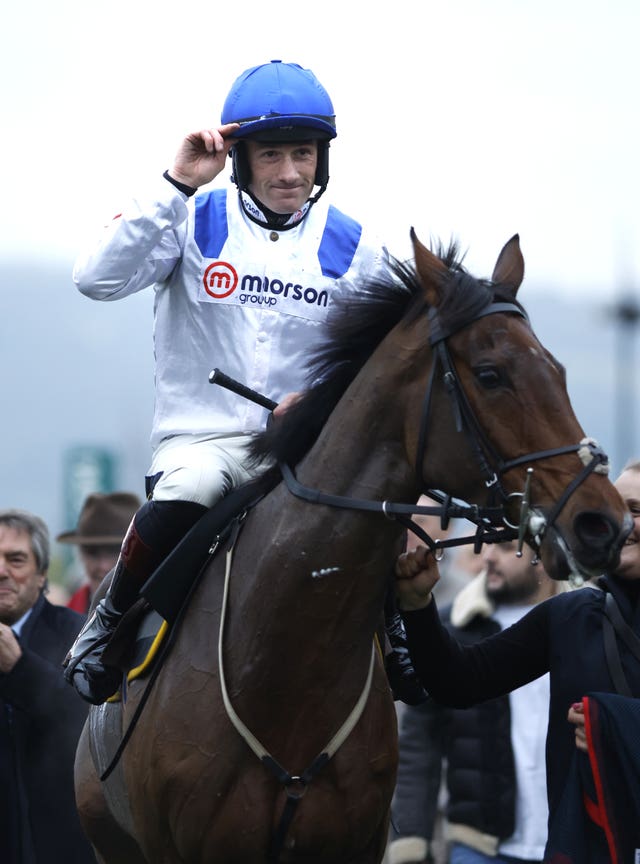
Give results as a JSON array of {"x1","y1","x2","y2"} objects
[{"x1": 56, "y1": 492, "x2": 141, "y2": 545}]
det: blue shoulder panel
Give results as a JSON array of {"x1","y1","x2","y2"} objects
[
  {"x1": 194, "y1": 189, "x2": 229, "y2": 259},
  {"x1": 318, "y1": 205, "x2": 363, "y2": 279}
]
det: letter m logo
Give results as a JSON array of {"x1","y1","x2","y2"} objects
[{"x1": 203, "y1": 261, "x2": 238, "y2": 299}]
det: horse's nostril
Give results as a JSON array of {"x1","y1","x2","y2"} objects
[{"x1": 573, "y1": 512, "x2": 616, "y2": 549}]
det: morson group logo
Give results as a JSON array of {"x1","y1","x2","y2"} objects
[
  {"x1": 203, "y1": 261, "x2": 238, "y2": 299},
  {"x1": 202, "y1": 260, "x2": 328, "y2": 309}
]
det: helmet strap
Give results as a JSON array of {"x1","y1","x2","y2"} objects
[
  {"x1": 308, "y1": 183, "x2": 328, "y2": 205},
  {"x1": 238, "y1": 191, "x2": 314, "y2": 230}
]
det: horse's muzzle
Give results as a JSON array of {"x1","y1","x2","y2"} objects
[
  {"x1": 573, "y1": 509, "x2": 633, "y2": 570},
  {"x1": 544, "y1": 509, "x2": 633, "y2": 580}
]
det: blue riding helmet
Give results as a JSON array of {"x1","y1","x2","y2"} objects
[{"x1": 221, "y1": 60, "x2": 336, "y2": 194}]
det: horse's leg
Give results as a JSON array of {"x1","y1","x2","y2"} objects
[{"x1": 74, "y1": 722, "x2": 148, "y2": 864}]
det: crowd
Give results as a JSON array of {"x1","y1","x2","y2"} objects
[
  {"x1": 6, "y1": 56, "x2": 638, "y2": 864},
  {"x1": 394, "y1": 460, "x2": 640, "y2": 863}
]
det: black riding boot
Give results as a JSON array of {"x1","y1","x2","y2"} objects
[
  {"x1": 63, "y1": 518, "x2": 161, "y2": 704},
  {"x1": 384, "y1": 591, "x2": 428, "y2": 706},
  {"x1": 64, "y1": 499, "x2": 206, "y2": 705}
]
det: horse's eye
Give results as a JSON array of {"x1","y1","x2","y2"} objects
[{"x1": 475, "y1": 366, "x2": 503, "y2": 389}]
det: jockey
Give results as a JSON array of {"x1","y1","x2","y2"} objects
[{"x1": 65, "y1": 60, "x2": 425, "y2": 707}]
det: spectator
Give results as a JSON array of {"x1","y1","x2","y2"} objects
[
  {"x1": 389, "y1": 541, "x2": 567, "y2": 864},
  {"x1": 57, "y1": 491, "x2": 141, "y2": 613},
  {"x1": 0, "y1": 508, "x2": 95, "y2": 863}
]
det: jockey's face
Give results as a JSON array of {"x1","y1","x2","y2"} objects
[
  {"x1": 246, "y1": 140, "x2": 318, "y2": 214},
  {"x1": 614, "y1": 469, "x2": 640, "y2": 581},
  {"x1": 0, "y1": 525, "x2": 46, "y2": 625}
]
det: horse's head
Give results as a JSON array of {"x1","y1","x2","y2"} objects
[{"x1": 410, "y1": 230, "x2": 632, "y2": 581}]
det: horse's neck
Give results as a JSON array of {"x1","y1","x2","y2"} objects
[
  {"x1": 299, "y1": 366, "x2": 417, "y2": 503},
  {"x1": 217, "y1": 357, "x2": 422, "y2": 725},
  {"x1": 231, "y1": 361, "x2": 418, "y2": 625},
  {"x1": 254, "y1": 364, "x2": 418, "y2": 615}
]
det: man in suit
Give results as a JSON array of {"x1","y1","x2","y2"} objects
[{"x1": 0, "y1": 508, "x2": 95, "y2": 863}]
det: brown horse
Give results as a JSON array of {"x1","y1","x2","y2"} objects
[{"x1": 74, "y1": 232, "x2": 631, "y2": 864}]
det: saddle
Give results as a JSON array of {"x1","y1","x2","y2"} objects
[{"x1": 100, "y1": 471, "x2": 279, "y2": 683}]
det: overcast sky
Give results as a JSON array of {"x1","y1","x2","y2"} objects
[
  {"x1": 2, "y1": 0, "x2": 640, "y2": 555},
  {"x1": 3, "y1": 0, "x2": 639, "y2": 300}
]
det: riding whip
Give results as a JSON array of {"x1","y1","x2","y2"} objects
[{"x1": 209, "y1": 368, "x2": 277, "y2": 411}]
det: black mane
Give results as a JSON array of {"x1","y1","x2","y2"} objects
[{"x1": 250, "y1": 240, "x2": 508, "y2": 468}]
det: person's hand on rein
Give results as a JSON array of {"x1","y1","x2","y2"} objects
[
  {"x1": 395, "y1": 544, "x2": 441, "y2": 611},
  {"x1": 169, "y1": 123, "x2": 240, "y2": 190}
]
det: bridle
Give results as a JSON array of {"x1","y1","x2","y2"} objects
[
  {"x1": 417, "y1": 299, "x2": 610, "y2": 557},
  {"x1": 278, "y1": 297, "x2": 610, "y2": 562}
]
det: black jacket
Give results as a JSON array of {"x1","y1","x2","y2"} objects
[
  {"x1": 391, "y1": 572, "x2": 546, "y2": 860},
  {"x1": 0, "y1": 594, "x2": 95, "y2": 863},
  {"x1": 392, "y1": 623, "x2": 515, "y2": 851},
  {"x1": 403, "y1": 574, "x2": 640, "y2": 861},
  {"x1": 545, "y1": 694, "x2": 640, "y2": 862}
]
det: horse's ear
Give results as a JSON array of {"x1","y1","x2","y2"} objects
[
  {"x1": 411, "y1": 227, "x2": 447, "y2": 307},
  {"x1": 491, "y1": 234, "x2": 524, "y2": 296}
]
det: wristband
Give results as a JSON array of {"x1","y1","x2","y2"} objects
[{"x1": 163, "y1": 169, "x2": 197, "y2": 197}]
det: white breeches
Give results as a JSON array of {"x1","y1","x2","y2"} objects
[{"x1": 147, "y1": 433, "x2": 269, "y2": 507}]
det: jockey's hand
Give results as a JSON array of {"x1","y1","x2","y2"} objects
[
  {"x1": 568, "y1": 701, "x2": 588, "y2": 753},
  {"x1": 274, "y1": 392, "x2": 302, "y2": 418},
  {"x1": 0, "y1": 622, "x2": 22, "y2": 673},
  {"x1": 395, "y1": 545, "x2": 440, "y2": 611},
  {"x1": 168, "y1": 123, "x2": 240, "y2": 190}
]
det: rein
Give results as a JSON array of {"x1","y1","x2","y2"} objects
[{"x1": 279, "y1": 461, "x2": 515, "y2": 555}]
